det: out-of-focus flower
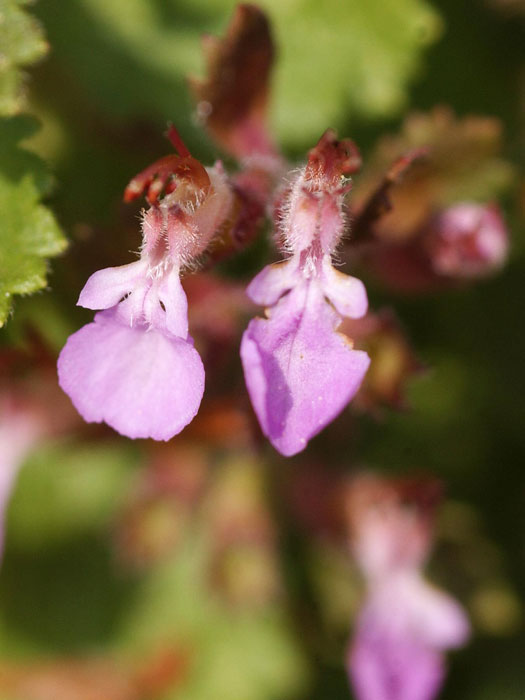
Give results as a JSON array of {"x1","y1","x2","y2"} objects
[
  {"x1": 345, "y1": 474, "x2": 470, "y2": 700},
  {"x1": 360, "y1": 201, "x2": 509, "y2": 292},
  {"x1": 0, "y1": 393, "x2": 43, "y2": 562},
  {"x1": 353, "y1": 107, "x2": 513, "y2": 244},
  {"x1": 350, "y1": 108, "x2": 513, "y2": 292},
  {"x1": 425, "y1": 203, "x2": 508, "y2": 278},
  {"x1": 241, "y1": 130, "x2": 370, "y2": 456},
  {"x1": 58, "y1": 132, "x2": 233, "y2": 440}
]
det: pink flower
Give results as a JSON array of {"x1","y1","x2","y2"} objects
[
  {"x1": 426, "y1": 202, "x2": 508, "y2": 279},
  {"x1": 241, "y1": 130, "x2": 370, "y2": 456},
  {"x1": 58, "y1": 135, "x2": 233, "y2": 440},
  {"x1": 345, "y1": 475, "x2": 470, "y2": 700}
]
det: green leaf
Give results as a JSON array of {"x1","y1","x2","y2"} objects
[
  {"x1": 6, "y1": 439, "x2": 139, "y2": 549},
  {"x1": 115, "y1": 531, "x2": 306, "y2": 700},
  {"x1": 35, "y1": 0, "x2": 441, "y2": 149},
  {"x1": 114, "y1": 453, "x2": 307, "y2": 699},
  {"x1": 261, "y1": 0, "x2": 443, "y2": 145},
  {"x1": 0, "y1": 0, "x2": 48, "y2": 115},
  {"x1": 0, "y1": 115, "x2": 67, "y2": 326}
]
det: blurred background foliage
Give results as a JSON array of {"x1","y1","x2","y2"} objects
[{"x1": 0, "y1": 0, "x2": 524, "y2": 698}]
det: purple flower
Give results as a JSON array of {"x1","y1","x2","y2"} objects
[
  {"x1": 58, "y1": 148, "x2": 234, "y2": 441},
  {"x1": 345, "y1": 475, "x2": 470, "y2": 700},
  {"x1": 350, "y1": 572, "x2": 469, "y2": 700},
  {"x1": 241, "y1": 131, "x2": 370, "y2": 456}
]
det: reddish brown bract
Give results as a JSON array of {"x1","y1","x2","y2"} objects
[
  {"x1": 188, "y1": 4, "x2": 277, "y2": 159},
  {"x1": 304, "y1": 129, "x2": 362, "y2": 191},
  {"x1": 123, "y1": 126, "x2": 211, "y2": 205}
]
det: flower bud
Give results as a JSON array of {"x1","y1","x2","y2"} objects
[{"x1": 426, "y1": 202, "x2": 508, "y2": 279}]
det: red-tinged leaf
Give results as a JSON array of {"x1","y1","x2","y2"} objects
[
  {"x1": 351, "y1": 107, "x2": 514, "y2": 243},
  {"x1": 351, "y1": 148, "x2": 428, "y2": 242}
]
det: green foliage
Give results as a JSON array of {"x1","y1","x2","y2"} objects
[
  {"x1": 7, "y1": 439, "x2": 138, "y2": 549},
  {"x1": 34, "y1": 0, "x2": 441, "y2": 148},
  {"x1": 116, "y1": 532, "x2": 306, "y2": 700},
  {"x1": 262, "y1": 0, "x2": 442, "y2": 145},
  {"x1": 0, "y1": 0, "x2": 48, "y2": 115},
  {"x1": 0, "y1": 115, "x2": 66, "y2": 326},
  {"x1": 0, "y1": 440, "x2": 139, "y2": 656},
  {"x1": 4, "y1": 446, "x2": 305, "y2": 697}
]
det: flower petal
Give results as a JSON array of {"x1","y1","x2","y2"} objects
[
  {"x1": 78, "y1": 260, "x2": 148, "y2": 310},
  {"x1": 240, "y1": 281, "x2": 370, "y2": 456},
  {"x1": 246, "y1": 259, "x2": 298, "y2": 306},
  {"x1": 347, "y1": 572, "x2": 469, "y2": 700},
  {"x1": 144, "y1": 268, "x2": 189, "y2": 338},
  {"x1": 57, "y1": 311, "x2": 204, "y2": 440},
  {"x1": 404, "y1": 577, "x2": 470, "y2": 649},
  {"x1": 321, "y1": 256, "x2": 368, "y2": 318},
  {"x1": 349, "y1": 632, "x2": 444, "y2": 700}
]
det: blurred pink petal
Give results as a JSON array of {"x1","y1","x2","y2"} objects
[
  {"x1": 427, "y1": 202, "x2": 508, "y2": 278},
  {"x1": 346, "y1": 475, "x2": 470, "y2": 700},
  {"x1": 349, "y1": 573, "x2": 469, "y2": 700}
]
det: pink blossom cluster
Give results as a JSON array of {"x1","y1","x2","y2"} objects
[
  {"x1": 58, "y1": 125, "x2": 372, "y2": 455},
  {"x1": 50, "y1": 6, "x2": 511, "y2": 699},
  {"x1": 346, "y1": 475, "x2": 470, "y2": 700}
]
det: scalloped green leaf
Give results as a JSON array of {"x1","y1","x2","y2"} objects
[
  {"x1": 0, "y1": 0, "x2": 48, "y2": 115},
  {"x1": 35, "y1": 0, "x2": 441, "y2": 148},
  {"x1": 0, "y1": 115, "x2": 66, "y2": 326},
  {"x1": 262, "y1": 0, "x2": 442, "y2": 146}
]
